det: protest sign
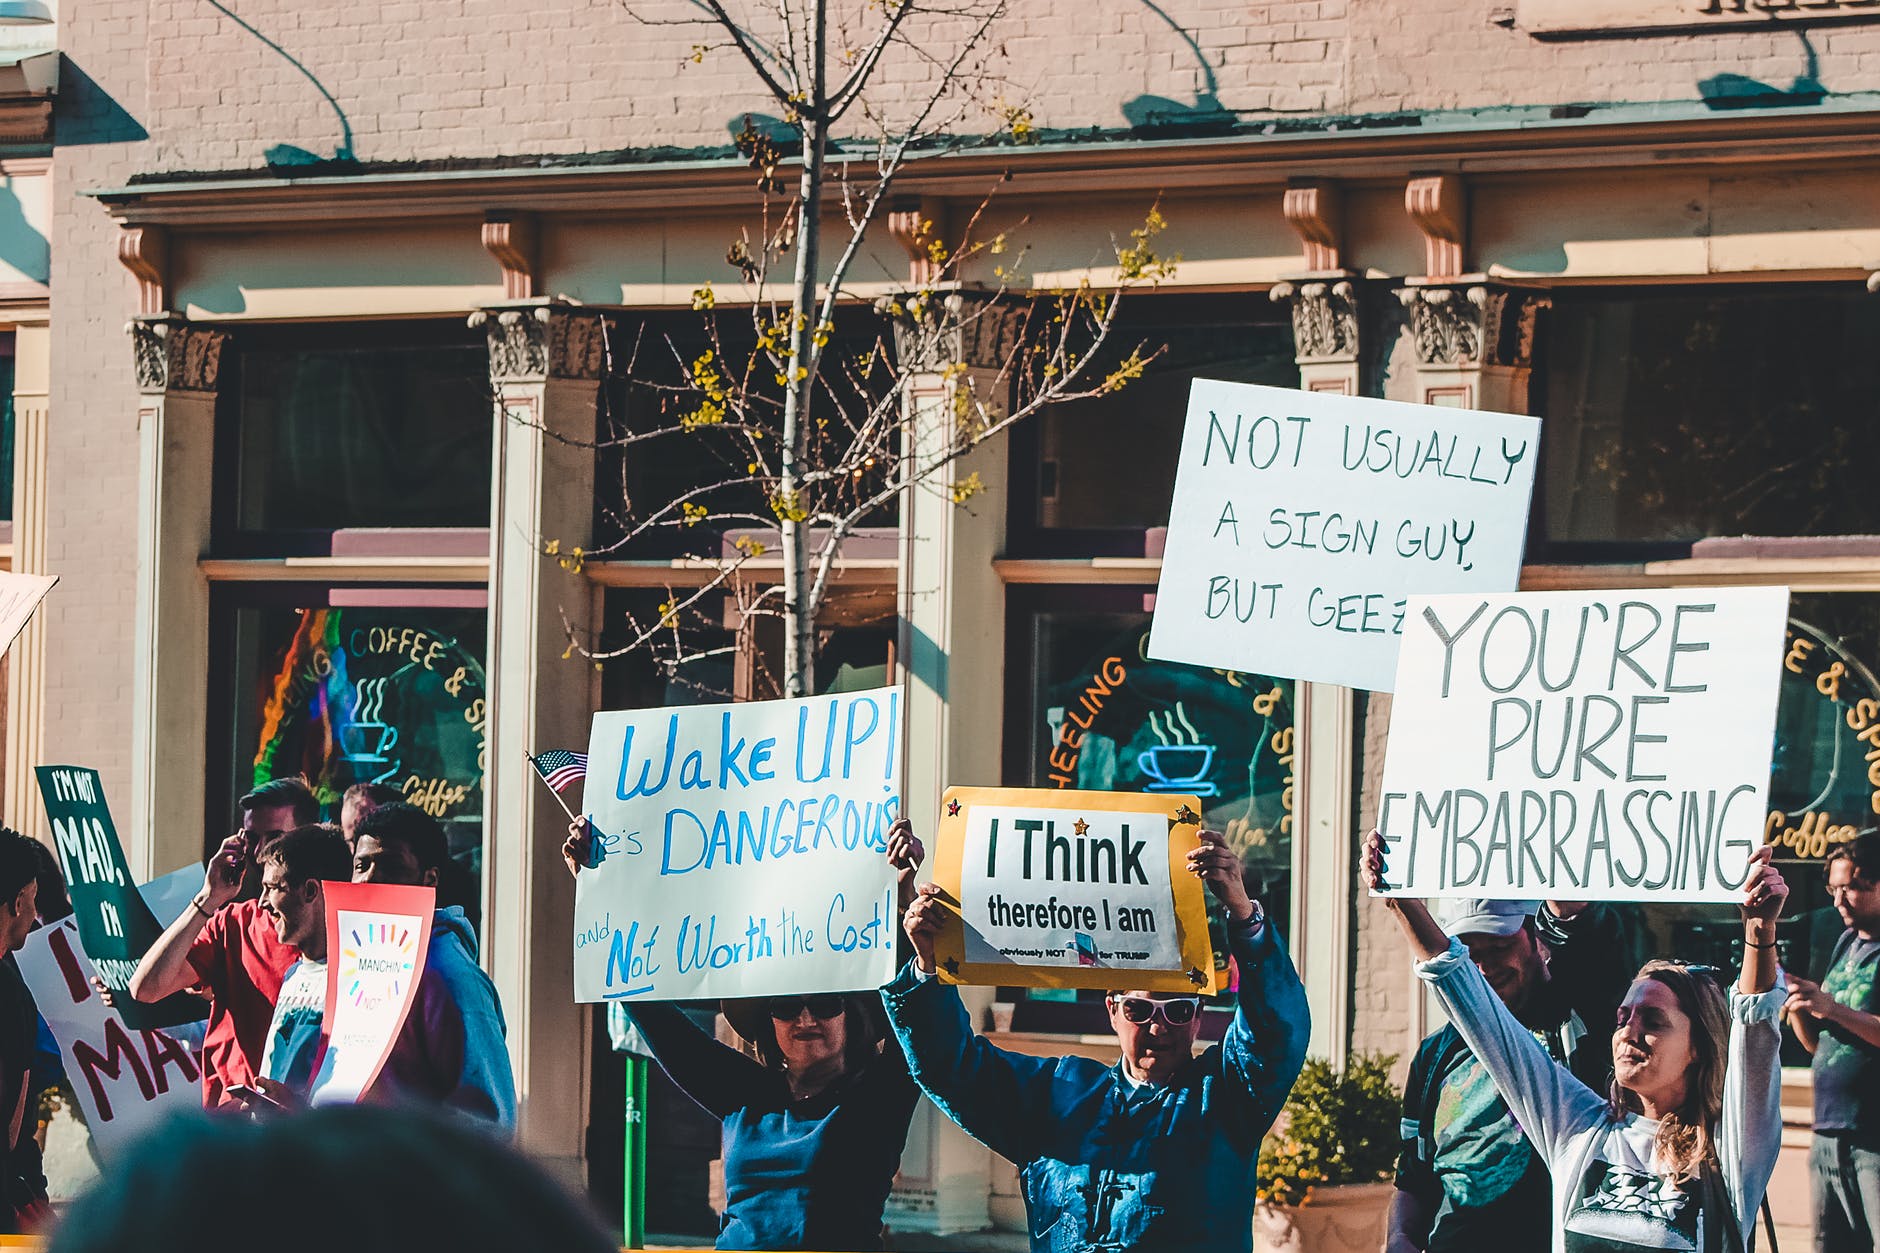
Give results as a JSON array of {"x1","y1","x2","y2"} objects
[
  {"x1": 308, "y1": 881, "x2": 435, "y2": 1106},
  {"x1": 15, "y1": 919, "x2": 199, "y2": 1158},
  {"x1": 573, "y1": 688, "x2": 903, "y2": 1003},
  {"x1": 1376, "y1": 587, "x2": 1789, "y2": 901},
  {"x1": 1148, "y1": 380, "x2": 1540, "y2": 692},
  {"x1": 931, "y1": 786, "x2": 1214, "y2": 992},
  {"x1": 36, "y1": 766, "x2": 200, "y2": 1029},
  {"x1": 0, "y1": 572, "x2": 54, "y2": 661}
]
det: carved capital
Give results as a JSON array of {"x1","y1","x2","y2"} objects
[
  {"x1": 1270, "y1": 279, "x2": 1359, "y2": 362},
  {"x1": 470, "y1": 303, "x2": 606, "y2": 383},
  {"x1": 481, "y1": 213, "x2": 537, "y2": 301},
  {"x1": 1281, "y1": 182, "x2": 1343, "y2": 272},
  {"x1": 1405, "y1": 175, "x2": 1467, "y2": 279},
  {"x1": 886, "y1": 198, "x2": 949, "y2": 288},
  {"x1": 1396, "y1": 284, "x2": 1549, "y2": 369},
  {"x1": 128, "y1": 317, "x2": 226, "y2": 395},
  {"x1": 883, "y1": 289, "x2": 1028, "y2": 375}
]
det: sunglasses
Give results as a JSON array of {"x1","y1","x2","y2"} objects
[
  {"x1": 765, "y1": 995, "x2": 846, "y2": 1021},
  {"x1": 1110, "y1": 996, "x2": 1202, "y2": 1026}
]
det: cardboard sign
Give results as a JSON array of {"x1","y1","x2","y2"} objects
[
  {"x1": 1376, "y1": 587, "x2": 1789, "y2": 901},
  {"x1": 14, "y1": 919, "x2": 200, "y2": 1158},
  {"x1": 1148, "y1": 380, "x2": 1540, "y2": 692},
  {"x1": 0, "y1": 572, "x2": 54, "y2": 660},
  {"x1": 36, "y1": 766, "x2": 200, "y2": 1029},
  {"x1": 573, "y1": 689, "x2": 904, "y2": 1003},
  {"x1": 932, "y1": 787, "x2": 1215, "y2": 992},
  {"x1": 308, "y1": 881, "x2": 435, "y2": 1106}
]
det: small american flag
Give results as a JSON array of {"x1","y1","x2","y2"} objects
[{"x1": 531, "y1": 750, "x2": 588, "y2": 793}]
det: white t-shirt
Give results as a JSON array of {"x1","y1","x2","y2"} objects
[
  {"x1": 1418, "y1": 938, "x2": 1784, "y2": 1253},
  {"x1": 259, "y1": 957, "x2": 327, "y2": 1092}
]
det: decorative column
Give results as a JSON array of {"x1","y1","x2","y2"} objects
[
  {"x1": 1396, "y1": 283, "x2": 1550, "y2": 412},
  {"x1": 1271, "y1": 181, "x2": 1365, "y2": 396},
  {"x1": 473, "y1": 301, "x2": 604, "y2": 1184},
  {"x1": 127, "y1": 317, "x2": 225, "y2": 879},
  {"x1": 4, "y1": 314, "x2": 48, "y2": 839},
  {"x1": 887, "y1": 289, "x2": 1012, "y2": 1235}
]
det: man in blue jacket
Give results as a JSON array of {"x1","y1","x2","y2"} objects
[{"x1": 888, "y1": 827, "x2": 1309, "y2": 1252}]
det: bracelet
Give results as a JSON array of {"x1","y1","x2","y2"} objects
[
  {"x1": 189, "y1": 897, "x2": 213, "y2": 919},
  {"x1": 1743, "y1": 937, "x2": 1779, "y2": 949}
]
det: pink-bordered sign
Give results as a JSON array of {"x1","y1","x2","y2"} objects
[{"x1": 309, "y1": 882, "x2": 435, "y2": 1106}]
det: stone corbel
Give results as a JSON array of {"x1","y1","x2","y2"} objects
[
  {"x1": 117, "y1": 226, "x2": 169, "y2": 318},
  {"x1": 1282, "y1": 181, "x2": 1344, "y2": 273},
  {"x1": 482, "y1": 213, "x2": 539, "y2": 301},
  {"x1": 470, "y1": 302, "x2": 607, "y2": 384},
  {"x1": 1405, "y1": 175, "x2": 1467, "y2": 280},
  {"x1": 128, "y1": 316, "x2": 226, "y2": 396},
  {"x1": 1270, "y1": 279, "x2": 1359, "y2": 363},
  {"x1": 886, "y1": 197, "x2": 950, "y2": 288}
]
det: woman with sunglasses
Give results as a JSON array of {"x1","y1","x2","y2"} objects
[
  {"x1": 1364, "y1": 833, "x2": 1789, "y2": 1253},
  {"x1": 563, "y1": 816, "x2": 924, "y2": 1251}
]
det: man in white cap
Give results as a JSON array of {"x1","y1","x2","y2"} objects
[{"x1": 1386, "y1": 897, "x2": 1631, "y2": 1253}]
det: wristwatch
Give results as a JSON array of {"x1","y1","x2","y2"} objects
[{"x1": 1240, "y1": 899, "x2": 1266, "y2": 933}]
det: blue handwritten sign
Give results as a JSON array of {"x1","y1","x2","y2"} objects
[{"x1": 572, "y1": 688, "x2": 904, "y2": 1002}]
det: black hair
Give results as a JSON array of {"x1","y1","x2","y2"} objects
[
  {"x1": 239, "y1": 776, "x2": 321, "y2": 827},
  {"x1": 262, "y1": 824, "x2": 352, "y2": 888},
  {"x1": 354, "y1": 803, "x2": 449, "y2": 876},
  {"x1": 1827, "y1": 832, "x2": 1880, "y2": 884},
  {"x1": 0, "y1": 829, "x2": 41, "y2": 909},
  {"x1": 27, "y1": 837, "x2": 70, "y2": 922},
  {"x1": 341, "y1": 782, "x2": 404, "y2": 812},
  {"x1": 48, "y1": 1105, "x2": 615, "y2": 1253}
]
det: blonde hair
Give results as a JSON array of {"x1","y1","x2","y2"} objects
[{"x1": 1605, "y1": 960, "x2": 1730, "y2": 1184}]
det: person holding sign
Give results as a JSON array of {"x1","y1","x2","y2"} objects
[
  {"x1": 562, "y1": 815, "x2": 926, "y2": 1251},
  {"x1": 887, "y1": 827, "x2": 1308, "y2": 1253},
  {"x1": 245, "y1": 824, "x2": 354, "y2": 1105},
  {"x1": 1365, "y1": 832, "x2": 1788, "y2": 1253}
]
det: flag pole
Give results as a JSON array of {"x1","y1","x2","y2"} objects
[{"x1": 524, "y1": 750, "x2": 584, "y2": 826}]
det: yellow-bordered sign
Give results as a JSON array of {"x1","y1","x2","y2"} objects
[{"x1": 931, "y1": 786, "x2": 1216, "y2": 993}]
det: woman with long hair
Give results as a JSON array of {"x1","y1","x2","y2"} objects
[
  {"x1": 564, "y1": 815, "x2": 924, "y2": 1251},
  {"x1": 1364, "y1": 833, "x2": 1788, "y2": 1253}
]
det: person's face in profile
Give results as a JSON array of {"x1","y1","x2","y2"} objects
[{"x1": 1, "y1": 880, "x2": 36, "y2": 953}]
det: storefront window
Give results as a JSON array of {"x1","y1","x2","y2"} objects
[
  {"x1": 211, "y1": 590, "x2": 488, "y2": 923},
  {"x1": 1004, "y1": 587, "x2": 1296, "y2": 1029},
  {"x1": 1008, "y1": 293, "x2": 1295, "y2": 556},
  {"x1": 0, "y1": 343, "x2": 14, "y2": 524},
  {"x1": 220, "y1": 322, "x2": 491, "y2": 546},
  {"x1": 1536, "y1": 285, "x2": 1880, "y2": 558}
]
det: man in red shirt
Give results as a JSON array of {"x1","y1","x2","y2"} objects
[{"x1": 129, "y1": 778, "x2": 319, "y2": 1108}]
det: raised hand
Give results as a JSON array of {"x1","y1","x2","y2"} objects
[
  {"x1": 1740, "y1": 845, "x2": 1788, "y2": 924},
  {"x1": 1186, "y1": 828, "x2": 1254, "y2": 923},
  {"x1": 201, "y1": 833, "x2": 248, "y2": 911},
  {"x1": 562, "y1": 817, "x2": 593, "y2": 879},
  {"x1": 886, "y1": 818, "x2": 925, "y2": 912},
  {"x1": 902, "y1": 881, "x2": 947, "y2": 975}
]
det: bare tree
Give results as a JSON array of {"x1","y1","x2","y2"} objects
[{"x1": 565, "y1": 0, "x2": 1176, "y2": 697}]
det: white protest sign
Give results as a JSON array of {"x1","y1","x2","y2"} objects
[
  {"x1": 1376, "y1": 587, "x2": 1789, "y2": 901},
  {"x1": 1148, "y1": 381, "x2": 1539, "y2": 691},
  {"x1": 14, "y1": 919, "x2": 199, "y2": 1158},
  {"x1": 309, "y1": 881, "x2": 434, "y2": 1106},
  {"x1": 573, "y1": 688, "x2": 903, "y2": 1003},
  {"x1": 0, "y1": 572, "x2": 54, "y2": 661}
]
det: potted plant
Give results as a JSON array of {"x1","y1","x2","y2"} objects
[{"x1": 1254, "y1": 1051, "x2": 1400, "y2": 1253}]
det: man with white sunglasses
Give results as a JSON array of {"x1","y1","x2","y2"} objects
[{"x1": 887, "y1": 827, "x2": 1309, "y2": 1252}]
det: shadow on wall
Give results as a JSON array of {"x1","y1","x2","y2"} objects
[
  {"x1": 1700, "y1": 29, "x2": 1827, "y2": 109},
  {"x1": 0, "y1": 180, "x2": 48, "y2": 284},
  {"x1": 204, "y1": 0, "x2": 356, "y2": 169},
  {"x1": 1121, "y1": 0, "x2": 1237, "y2": 134},
  {"x1": 48, "y1": 57, "x2": 148, "y2": 146}
]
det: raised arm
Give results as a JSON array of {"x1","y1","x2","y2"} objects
[
  {"x1": 130, "y1": 834, "x2": 247, "y2": 1002},
  {"x1": 1364, "y1": 831, "x2": 1606, "y2": 1165},
  {"x1": 624, "y1": 1002, "x2": 773, "y2": 1120},
  {"x1": 1719, "y1": 846, "x2": 1788, "y2": 1223}
]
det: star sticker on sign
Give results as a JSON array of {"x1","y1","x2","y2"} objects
[
  {"x1": 1174, "y1": 804, "x2": 1199, "y2": 825},
  {"x1": 1073, "y1": 818, "x2": 1089, "y2": 836},
  {"x1": 1187, "y1": 967, "x2": 1207, "y2": 987},
  {"x1": 943, "y1": 957, "x2": 960, "y2": 977},
  {"x1": 946, "y1": 799, "x2": 961, "y2": 817}
]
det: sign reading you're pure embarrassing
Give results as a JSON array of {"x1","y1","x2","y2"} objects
[
  {"x1": 1149, "y1": 381, "x2": 1540, "y2": 692},
  {"x1": 934, "y1": 787, "x2": 1214, "y2": 992},
  {"x1": 573, "y1": 688, "x2": 904, "y2": 1003},
  {"x1": 1377, "y1": 587, "x2": 1789, "y2": 902}
]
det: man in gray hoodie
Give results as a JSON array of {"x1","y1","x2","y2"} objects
[{"x1": 351, "y1": 803, "x2": 516, "y2": 1129}]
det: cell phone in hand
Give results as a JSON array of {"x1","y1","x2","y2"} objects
[{"x1": 226, "y1": 1083, "x2": 285, "y2": 1111}]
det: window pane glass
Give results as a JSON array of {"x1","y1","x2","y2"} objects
[
  {"x1": 225, "y1": 603, "x2": 487, "y2": 925},
  {"x1": 234, "y1": 335, "x2": 490, "y2": 532},
  {"x1": 1007, "y1": 596, "x2": 1295, "y2": 1029},
  {"x1": 1538, "y1": 286, "x2": 1880, "y2": 551},
  {"x1": 0, "y1": 349, "x2": 14, "y2": 524}
]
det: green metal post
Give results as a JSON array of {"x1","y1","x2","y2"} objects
[{"x1": 623, "y1": 1053, "x2": 649, "y2": 1248}]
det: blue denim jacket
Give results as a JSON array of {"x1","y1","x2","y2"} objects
[{"x1": 882, "y1": 919, "x2": 1309, "y2": 1252}]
